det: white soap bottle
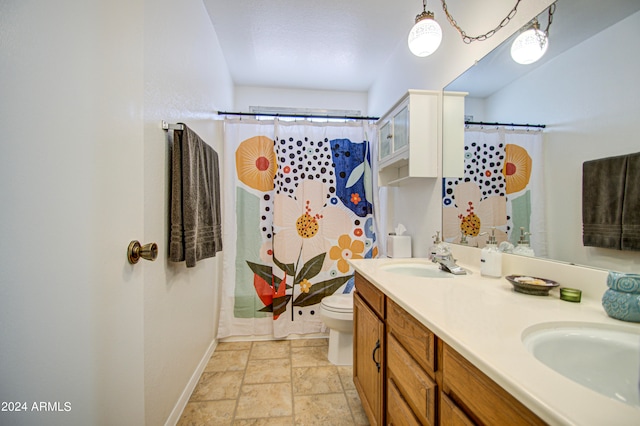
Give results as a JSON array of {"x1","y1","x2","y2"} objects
[
  {"x1": 513, "y1": 227, "x2": 535, "y2": 257},
  {"x1": 480, "y1": 228, "x2": 502, "y2": 278}
]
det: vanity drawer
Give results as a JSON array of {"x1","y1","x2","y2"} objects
[
  {"x1": 387, "y1": 376, "x2": 421, "y2": 426},
  {"x1": 442, "y1": 343, "x2": 545, "y2": 426},
  {"x1": 440, "y1": 391, "x2": 474, "y2": 426},
  {"x1": 387, "y1": 298, "x2": 436, "y2": 374},
  {"x1": 355, "y1": 272, "x2": 385, "y2": 318},
  {"x1": 387, "y1": 334, "x2": 436, "y2": 426}
]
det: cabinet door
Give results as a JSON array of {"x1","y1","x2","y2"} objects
[
  {"x1": 354, "y1": 293, "x2": 385, "y2": 426},
  {"x1": 393, "y1": 104, "x2": 409, "y2": 152},
  {"x1": 379, "y1": 120, "x2": 392, "y2": 161}
]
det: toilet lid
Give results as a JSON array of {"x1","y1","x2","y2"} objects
[{"x1": 321, "y1": 293, "x2": 353, "y2": 313}]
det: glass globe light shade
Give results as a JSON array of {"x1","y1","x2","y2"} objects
[
  {"x1": 511, "y1": 28, "x2": 549, "y2": 64},
  {"x1": 408, "y1": 17, "x2": 442, "y2": 57}
]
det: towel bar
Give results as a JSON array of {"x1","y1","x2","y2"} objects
[{"x1": 161, "y1": 120, "x2": 184, "y2": 131}]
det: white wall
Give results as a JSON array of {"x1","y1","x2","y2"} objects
[
  {"x1": 234, "y1": 85, "x2": 368, "y2": 115},
  {"x1": 367, "y1": 0, "x2": 555, "y2": 258},
  {"x1": 475, "y1": 11, "x2": 640, "y2": 272},
  {"x1": 143, "y1": 1, "x2": 233, "y2": 425}
]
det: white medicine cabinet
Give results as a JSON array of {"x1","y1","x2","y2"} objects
[{"x1": 377, "y1": 89, "x2": 466, "y2": 186}]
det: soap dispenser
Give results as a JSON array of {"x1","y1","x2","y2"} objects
[
  {"x1": 513, "y1": 227, "x2": 535, "y2": 257},
  {"x1": 480, "y1": 228, "x2": 502, "y2": 278}
]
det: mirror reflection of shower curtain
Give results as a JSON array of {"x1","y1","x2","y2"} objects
[
  {"x1": 442, "y1": 126, "x2": 547, "y2": 256},
  {"x1": 218, "y1": 118, "x2": 379, "y2": 339}
]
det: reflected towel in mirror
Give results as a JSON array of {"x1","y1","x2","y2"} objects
[{"x1": 582, "y1": 154, "x2": 628, "y2": 249}]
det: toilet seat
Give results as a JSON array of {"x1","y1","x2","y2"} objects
[{"x1": 320, "y1": 293, "x2": 353, "y2": 313}]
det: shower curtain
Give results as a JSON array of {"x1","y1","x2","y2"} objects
[
  {"x1": 218, "y1": 119, "x2": 378, "y2": 338},
  {"x1": 442, "y1": 126, "x2": 547, "y2": 256}
]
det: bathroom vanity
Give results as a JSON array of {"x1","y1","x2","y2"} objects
[{"x1": 350, "y1": 254, "x2": 640, "y2": 425}]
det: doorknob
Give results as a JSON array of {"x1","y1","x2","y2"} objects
[{"x1": 127, "y1": 240, "x2": 158, "y2": 264}]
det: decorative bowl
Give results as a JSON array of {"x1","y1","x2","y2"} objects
[
  {"x1": 506, "y1": 275, "x2": 559, "y2": 296},
  {"x1": 602, "y1": 289, "x2": 640, "y2": 323},
  {"x1": 607, "y1": 271, "x2": 640, "y2": 294}
]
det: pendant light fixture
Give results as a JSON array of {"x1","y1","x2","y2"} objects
[
  {"x1": 407, "y1": 0, "x2": 442, "y2": 57},
  {"x1": 510, "y1": 19, "x2": 548, "y2": 64},
  {"x1": 510, "y1": 4, "x2": 555, "y2": 65},
  {"x1": 408, "y1": 0, "x2": 527, "y2": 58}
]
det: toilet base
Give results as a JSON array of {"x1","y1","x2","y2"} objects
[{"x1": 327, "y1": 328, "x2": 353, "y2": 366}]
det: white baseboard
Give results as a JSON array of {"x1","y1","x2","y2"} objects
[{"x1": 164, "y1": 338, "x2": 218, "y2": 426}]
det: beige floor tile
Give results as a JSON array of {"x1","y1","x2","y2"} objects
[
  {"x1": 180, "y1": 338, "x2": 371, "y2": 425},
  {"x1": 291, "y1": 345, "x2": 332, "y2": 368},
  {"x1": 345, "y1": 389, "x2": 370, "y2": 425},
  {"x1": 205, "y1": 349, "x2": 250, "y2": 372},
  {"x1": 290, "y1": 338, "x2": 328, "y2": 347},
  {"x1": 233, "y1": 417, "x2": 294, "y2": 426},
  {"x1": 250, "y1": 340, "x2": 291, "y2": 360},
  {"x1": 177, "y1": 400, "x2": 236, "y2": 426},
  {"x1": 294, "y1": 393, "x2": 355, "y2": 425},
  {"x1": 217, "y1": 341, "x2": 253, "y2": 351},
  {"x1": 292, "y1": 366, "x2": 342, "y2": 395},
  {"x1": 190, "y1": 371, "x2": 244, "y2": 401},
  {"x1": 235, "y1": 383, "x2": 293, "y2": 419},
  {"x1": 337, "y1": 366, "x2": 356, "y2": 391},
  {"x1": 244, "y1": 358, "x2": 292, "y2": 384}
]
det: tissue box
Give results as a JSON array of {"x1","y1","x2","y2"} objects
[{"x1": 387, "y1": 235, "x2": 412, "y2": 258}]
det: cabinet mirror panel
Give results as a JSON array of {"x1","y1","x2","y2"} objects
[{"x1": 442, "y1": 0, "x2": 640, "y2": 272}]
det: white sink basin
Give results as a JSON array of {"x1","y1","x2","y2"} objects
[
  {"x1": 522, "y1": 322, "x2": 640, "y2": 408},
  {"x1": 380, "y1": 262, "x2": 452, "y2": 279}
]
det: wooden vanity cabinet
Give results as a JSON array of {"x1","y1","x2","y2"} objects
[
  {"x1": 387, "y1": 299, "x2": 437, "y2": 426},
  {"x1": 442, "y1": 344, "x2": 546, "y2": 426},
  {"x1": 353, "y1": 273, "x2": 546, "y2": 426},
  {"x1": 354, "y1": 273, "x2": 385, "y2": 426}
]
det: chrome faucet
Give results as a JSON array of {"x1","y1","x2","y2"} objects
[{"x1": 432, "y1": 254, "x2": 467, "y2": 275}]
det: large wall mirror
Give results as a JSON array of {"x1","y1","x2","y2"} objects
[{"x1": 442, "y1": 0, "x2": 640, "y2": 273}]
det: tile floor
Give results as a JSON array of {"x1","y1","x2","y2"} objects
[{"x1": 178, "y1": 338, "x2": 370, "y2": 425}]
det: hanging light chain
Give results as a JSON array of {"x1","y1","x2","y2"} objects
[
  {"x1": 440, "y1": 0, "x2": 522, "y2": 44},
  {"x1": 533, "y1": 3, "x2": 556, "y2": 50},
  {"x1": 543, "y1": 2, "x2": 556, "y2": 36}
]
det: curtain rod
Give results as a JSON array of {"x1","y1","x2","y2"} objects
[
  {"x1": 217, "y1": 111, "x2": 380, "y2": 121},
  {"x1": 465, "y1": 121, "x2": 546, "y2": 129}
]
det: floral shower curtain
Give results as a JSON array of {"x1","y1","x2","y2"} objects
[
  {"x1": 218, "y1": 119, "x2": 378, "y2": 338},
  {"x1": 442, "y1": 126, "x2": 546, "y2": 256}
]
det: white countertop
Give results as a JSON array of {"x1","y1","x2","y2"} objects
[{"x1": 349, "y1": 257, "x2": 640, "y2": 426}]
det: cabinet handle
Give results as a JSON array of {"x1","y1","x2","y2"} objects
[
  {"x1": 386, "y1": 134, "x2": 393, "y2": 139},
  {"x1": 372, "y1": 339, "x2": 381, "y2": 373}
]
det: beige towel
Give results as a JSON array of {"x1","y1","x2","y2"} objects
[{"x1": 169, "y1": 124, "x2": 222, "y2": 267}]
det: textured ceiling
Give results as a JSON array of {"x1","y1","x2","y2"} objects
[
  {"x1": 204, "y1": 0, "x2": 640, "y2": 95},
  {"x1": 203, "y1": 0, "x2": 418, "y2": 91}
]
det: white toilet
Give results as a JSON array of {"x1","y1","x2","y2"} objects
[{"x1": 319, "y1": 292, "x2": 354, "y2": 365}]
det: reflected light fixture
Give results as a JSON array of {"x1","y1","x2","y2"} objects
[
  {"x1": 511, "y1": 4, "x2": 555, "y2": 65},
  {"x1": 408, "y1": 0, "x2": 442, "y2": 57},
  {"x1": 510, "y1": 18, "x2": 549, "y2": 64}
]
